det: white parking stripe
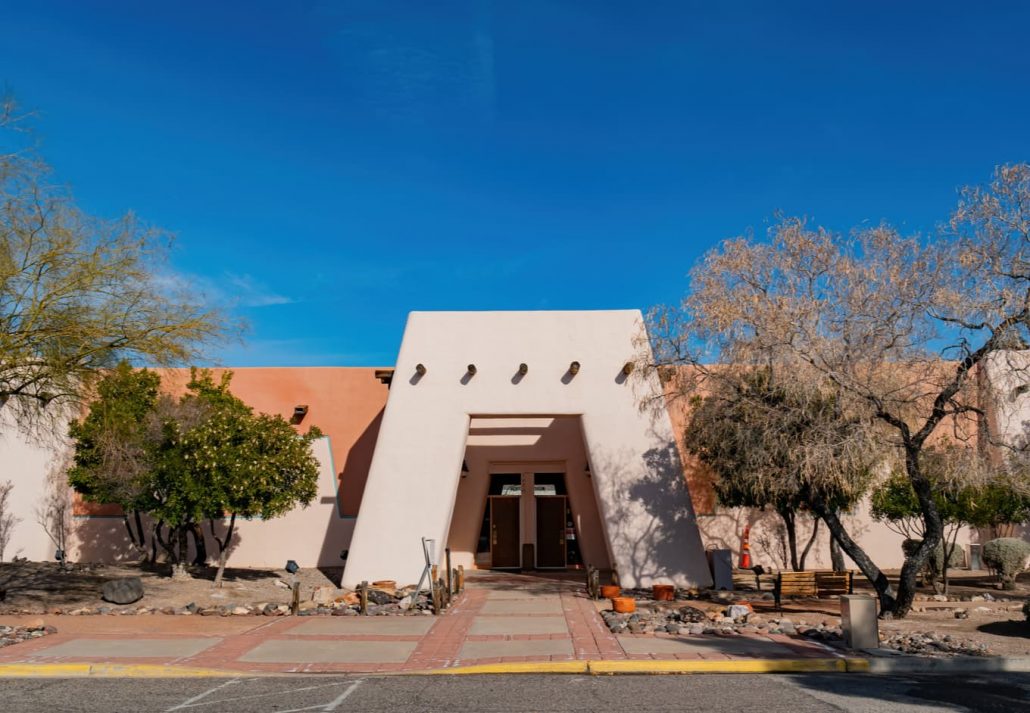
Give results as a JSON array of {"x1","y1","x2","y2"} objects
[
  {"x1": 325, "y1": 679, "x2": 364, "y2": 710},
  {"x1": 165, "y1": 679, "x2": 241, "y2": 711}
]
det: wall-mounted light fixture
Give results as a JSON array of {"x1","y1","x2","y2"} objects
[
  {"x1": 621, "y1": 361, "x2": 635, "y2": 376},
  {"x1": 584, "y1": 462, "x2": 592, "y2": 479},
  {"x1": 285, "y1": 559, "x2": 299, "y2": 575},
  {"x1": 518, "y1": 363, "x2": 529, "y2": 376},
  {"x1": 461, "y1": 459, "x2": 470, "y2": 478},
  {"x1": 291, "y1": 405, "x2": 309, "y2": 425},
  {"x1": 467, "y1": 364, "x2": 477, "y2": 376},
  {"x1": 415, "y1": 363, "x2": 427, "y2": 376},
  {"x1": 569, "y1": 361, "x2": 581, "y2": 376}
]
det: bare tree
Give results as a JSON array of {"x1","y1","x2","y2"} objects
[
  {"x1": 0, "y1": 95, "x2": 233, "y2": 434},
  {"x1": 0, "y1": 479, "x2": 19, "y2": 562},
  {"x1": 649, "y1": 164, "x2": 1030, "y2": 617}
]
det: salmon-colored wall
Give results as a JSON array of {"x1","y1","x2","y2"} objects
[{"x1": 74, "y1": 367, "x2": 389, "y2": 518}]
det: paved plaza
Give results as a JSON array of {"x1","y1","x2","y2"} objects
[{"x1": 0, "y1": 573, "x2": 840, "y2": 674}]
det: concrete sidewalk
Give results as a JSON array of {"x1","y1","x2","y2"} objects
[{"x1": 0, "y1": 573, "x2": 845, "y2": 676}]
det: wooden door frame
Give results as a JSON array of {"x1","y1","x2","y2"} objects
[
  {"x1": 488, "y1": 495, "x2": 521, "y2": 569},
  {"x1": 534, "y1": 494, "x2": 567, "y2": 569}
]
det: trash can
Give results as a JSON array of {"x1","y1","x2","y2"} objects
[{"x1": 840, "y1": 594, "x2": 878, "y2": 649}]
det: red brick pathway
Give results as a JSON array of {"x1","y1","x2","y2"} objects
[{"x1": 0, "y1": 572, "x2": 841, "y2": 674}]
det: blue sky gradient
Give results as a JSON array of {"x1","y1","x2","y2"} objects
[{"x1": 2, "y1": 2, "x2": 1028, "y2": 365}]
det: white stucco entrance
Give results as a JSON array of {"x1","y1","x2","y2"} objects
[{"x1": 341, "y1": 310, "x2": 713, "y2": 590}]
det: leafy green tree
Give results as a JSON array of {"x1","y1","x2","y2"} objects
[
  {"x1": 67, "y1": 362, "x2": 162, "y2": 556},
  {"x1": 164, "y1": 370, "x2": 321, "y2": 585},
  {"x1": 871, "y1": 447, "x2": 1030, "y2": 593},
  {"x1": 685, "y1": 369, "x2": 882, "y2": 574},
  {"x1": 69, "y1": 366, "x2": 321, "y2": 582}
]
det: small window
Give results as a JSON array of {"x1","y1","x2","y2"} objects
[{"x1": 533, "y1": 472, "x2": 567, "y2": 495}]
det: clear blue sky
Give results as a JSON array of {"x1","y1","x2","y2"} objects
[{"x1": 2, "y1": 2, "x2": 1028, "y2": 366}]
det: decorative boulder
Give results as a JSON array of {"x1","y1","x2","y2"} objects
[
  {"x1": 367, "y1": 589, "x2": 394, "y2": 605},
  {"x1": 101, "y1": 577, "x2": 144, "y2": 605},
  {"x1": 311, "y1": 586, "x2": 335, "y2": 605},
  {"x1": 726, "y1": 604, "x2": 751, "y2": 620},
  {"x1": 676, "y1": 606, "x2": 708, "y2": 623}
]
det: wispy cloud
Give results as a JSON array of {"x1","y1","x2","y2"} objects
[
  {"x1": 225, "y1": 273, "x2": 294, "y2": 307},
  {"x1": 156, "y1": 270, "x2": 295, "y2": 310}
]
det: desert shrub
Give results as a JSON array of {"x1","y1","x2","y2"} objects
[{"x1": 981, "y1": 538, "x2": 1030, "y2": 589}]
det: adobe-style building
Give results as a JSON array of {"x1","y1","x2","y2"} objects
[{"x1": 1, "y1": 310, "x2": 1024, "y2": 585}]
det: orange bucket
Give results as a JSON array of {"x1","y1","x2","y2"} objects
[
  {"x1": 611, "y1": 596, "x2": 636, "y2": 614},
  {"x1": 599, "y1": 585, "x2": 621, "y2": 599},
  {"x1": 652, "y1": 584, "x2": 675, "y2": 601}
]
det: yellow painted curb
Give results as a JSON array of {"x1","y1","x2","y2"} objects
[
  {"x1": 0, "y1": 663, "x2": 238, "y2": 678},
  {"x1": 589, "y1": 658, "x2": 847, "y2": 675},
  {"x1": 427, "y1": 661, "x2": 590, "y2": 675},
  {"x1": 844, "y1": 658, "x2": 871, "y2": 672},
  {"x1": 428, "y1": 658, "x2": 860, "y2": 676}
]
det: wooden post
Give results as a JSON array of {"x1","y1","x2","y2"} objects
[
  {"x1": 431, "y1": 578, "x2": 442, "y2": 614},
  {"x1": 359, "y1": 580, "x2": 369, "y2": 615},
  {"x1": 445, "y1": 548, "x2": 452, "y2": 598},
  {"x1": 290, "y1": 580, "x2": 300, "y2": 615},
  {"x1": 457, "y1": 565, "x2": 465, "y2": 592},
  {"x1": 451, "y1": 568, "x2": 459, "y2": 596}
]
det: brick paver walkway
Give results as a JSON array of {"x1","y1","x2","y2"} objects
[{"x1": 0, "y1": 572, "x2": 840, "y2": 674}]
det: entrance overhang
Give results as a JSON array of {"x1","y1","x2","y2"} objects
[{"x1": 341, "y1": 310, "x2": 713, "y2": 589}]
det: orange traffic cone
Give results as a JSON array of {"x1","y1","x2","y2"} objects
[{"x1": 740, "y1": 525, "x2": 752, "y2": 569}]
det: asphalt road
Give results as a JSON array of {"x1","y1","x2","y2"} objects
[{"x1": 3, "y1": 673, "x2": 1029, "y2": 712}]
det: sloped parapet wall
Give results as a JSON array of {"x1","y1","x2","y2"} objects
[{"x1": 341, "y1": 310, "x2": 713, "y2": 590}]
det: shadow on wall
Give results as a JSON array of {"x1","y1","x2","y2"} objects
[
  {"x1": 339, "y1": 406, "x2": 384, "y2": 518},
  {"x1": 73, "y1": 513, "x2": 244, "y2": 568},
  {"x1": 591, "y1": 440, "x2": 707, "y2": 587}
]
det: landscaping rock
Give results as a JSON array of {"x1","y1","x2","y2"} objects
[
  {"x1": 100, "y1": 577, "x2": 144, "y2": 605},
  {"x1": 676, "y1": 606, "x2": 707, "y2": 623},
  {"x1": 367, "y1": 589, "x2": 394, "y2": 606},
  {"x1": 726, "y1": 604, "x2": 751, "y2": 620},
  {"x1": 312, "y1": 586, "x2": 335, "y2": 605}
]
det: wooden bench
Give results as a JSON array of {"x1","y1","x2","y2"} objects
[
  {"x1": 732, "y1": 570, "x2": 777, "y2": 592},
  {"x1": 773, "y1": 570, "x2": 853, "y2": 608}
]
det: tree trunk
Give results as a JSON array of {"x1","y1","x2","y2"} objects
[
  {"x1": 799, "y1": 517, "x2": 820, "y2": 572},
  {"x1": 133, "y1": 511, "x2": 147, "y2": 551},
  {"x1": 213, "y1": 513, "x2": 236, "y2": 588},
  {"x1": 189, "y1": 523, "x2": 207, "y2": 566},
  {"x1": 154, "y1": 521, "x2": 176, "y2": 562},
  {"x1": 894, "y1": 451, "x2": 944, "y2": 617},
  {"x1": 171, "y1": 525, "x2": 191, "y2": 580},
  {"x1": 812, "y1": 499, "x2": 896, "y2": 612},
  {"x1": 122, "y1": 514, "x2": 138, "y2": 547},
  {"x1": 942, "y1": 524, "x2": 961, "y2": 596},
  {"x1": 829, "y1": 529, "x2": 845, "y2": 572},
  {"x1": 779, "y1": 507, "x2": 800, "y2": 571}
]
